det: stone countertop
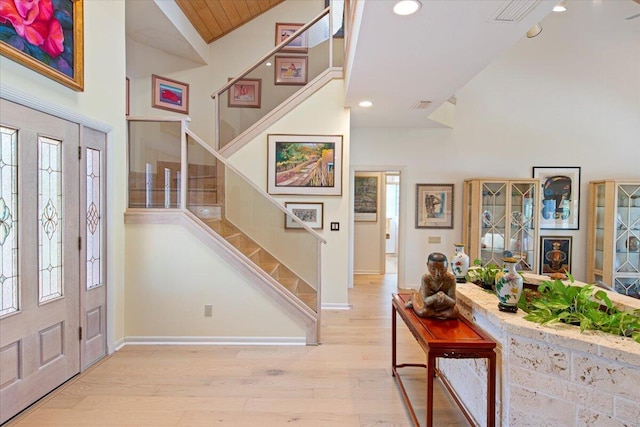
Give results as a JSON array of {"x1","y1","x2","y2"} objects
[{"x1": 455, "y1": 282, "x2": 640, "y2": 367}]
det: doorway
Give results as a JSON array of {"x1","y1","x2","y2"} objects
[
  {"x1": 385, "y1": 173, "x2": 400, "y2": 276},
  {"x1": 0, "y1": 100, "x2": 107, "y2": 423},
  {"x1": 352, "y1": 168, "x2": 403, "y2": 289}
]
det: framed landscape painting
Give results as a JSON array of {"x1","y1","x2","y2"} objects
[
  {"x1": 285, "y1": 202, "x2": 323, "y2": 230},
  {"x1": 267, "y1": 134, "x2": 343, "y2": 196},
  {"x1": 0, "y1": 0, "x2": 84, "y2": 91},
  {"x1": 415, "y1": 183, "x2": 454, "y2": 229},
  {"x1": 354, "y1": 176, "x2": 378, "y2": 222},
  {"x1": 532, "y1": 166, "x2": 580, "y2": 230}
]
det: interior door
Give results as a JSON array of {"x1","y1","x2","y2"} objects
[
  {"x1": 0, "y1": 99, "x2": 80, "y2": 424},
  {"x1": 79, "y1": 127, "x2": 107, "y2": 370}
]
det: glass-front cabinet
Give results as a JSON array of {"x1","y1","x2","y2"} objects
[
  {"x1": 463, "y1": 178, "x2": 540, "y2": 272},
  {"x1": 587, "y1": 180, "x2": 640, "y2": 298}
]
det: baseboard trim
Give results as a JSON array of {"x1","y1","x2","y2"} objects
[
  {"x1": 122, "y1": 336, "x2": 306, "y2": 346},
  {"x1": 321, "y1": 303, "x2": 351, "y2": 310}
]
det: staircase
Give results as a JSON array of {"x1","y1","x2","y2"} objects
[
  {"x1": 205, "y1": 217, "x2": 317, "y2": 312},
  {"x1": 125, "y1": 4, "x2": 345, "y2": 344}
]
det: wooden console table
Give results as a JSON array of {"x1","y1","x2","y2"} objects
[{"x1": 392, "y1": 293, "x2": 496, "y2": 427}]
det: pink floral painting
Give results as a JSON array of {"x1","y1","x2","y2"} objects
[{"x1": 0, "y1": 0, "x2": 83, "y2": 90}]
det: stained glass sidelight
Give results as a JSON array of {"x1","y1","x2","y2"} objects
[
  {"x1": 39, "y1": 137, "x2": 63, "y2": 303},
  {"x1": 0, "y1": 127, "x2": 18, "y2": 316},
  {"x1": 86, "y1": 148, "x2": 102, "y2": 290}
]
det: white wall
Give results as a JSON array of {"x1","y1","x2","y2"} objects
[
  {"x1": 125, "y1": 224, "x2": 305, "y2": 340},
  {"x1": 229, "y1": 80, "x2": 351, "y2": 306},
  {"x1": 351, "y1": 1, "x2": 640, "y2": 288},
  {"x1": 0, "y1": 1, "x2": 128, "y2": 348}
]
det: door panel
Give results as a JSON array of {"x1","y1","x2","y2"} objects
[
  {"x1": 0, "y1": 99, "x2": 80, "y2": 424},
  {"x1": 80, "y1": 126, "x2": 107, "y2": 370}
]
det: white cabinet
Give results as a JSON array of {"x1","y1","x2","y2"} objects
[
  {"x1": 463, "y1": 179, "x2": 540, "y2": 273},
  {"x1": 587, "y1": 180, "x2": 640, "y2": 298}
]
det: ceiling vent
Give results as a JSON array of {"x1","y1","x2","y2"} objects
[
  {"x1": 412, "y1": 101, "x2": 432, "y2": 110},
  {"x1": 489, "y1": 0, "x2": 541, "y2": 23}
]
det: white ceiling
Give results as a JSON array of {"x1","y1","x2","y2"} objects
[{"x1": 344, "y1": 0, "x2": 559, "y2": 128}]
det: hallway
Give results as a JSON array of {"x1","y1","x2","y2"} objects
[{"x1": 6, "y1": 274, "x2": 470, "y2": 426}]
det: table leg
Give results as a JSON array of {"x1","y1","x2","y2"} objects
[
  {"x1": 426, "y1": 352, "x2": 435, "y2": 427},
  {"x1": 487, "y1": 352, "x2": 496, "y2": 427},
  {"x1": 392, "y1": 303, "x2": 397, "y2": 375}
]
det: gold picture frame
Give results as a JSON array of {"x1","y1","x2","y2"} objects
[{"x1": 0, "y1": 0, "x2": 84, "y2": 91}]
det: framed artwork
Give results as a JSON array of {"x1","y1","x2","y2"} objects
[
  {"x1": 415, "y1": 184, "x2": 454, "y2": 229},
  {"x1": 152, "y1": 74, "x2": 189, "y2": 114},
  {"x1": 354, "y1": 176, "x2": 378, "y2": 222},
  {"x1": 285, "y1": 202, "x2": 324, "y2": 230},
  {"x1": 228, "y1": 78, "x2": 261, "y2": 108},
  {"x1": 532, "y1": 166, "x2": 580, "y2": 230},
  {"x1": 540, "y1": 236, "x2": 572, "y2": 275},
  {"x1": 275, "y1": 22, "x2": 308, "y2": 53},
  {"x1": 126, "y1": 77, "x2": 130, "y2": 116},
  {"x1": 267, "y1": 134, "x2": 343, "y2": 196},
  {"x1": 275, "y1": 56, "x2": 308, "y2": 86},
  {"x1": 0, "y1": 0, "x2": 84, "y2": 91}
]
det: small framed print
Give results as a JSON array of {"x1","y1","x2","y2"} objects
[
  {"x1": 532, "y1": 166, "x2": 580, "y2": 230},
  {"x1": 274, "y1": 56, "x2": 308, "y2": 86},
  {"x1": 152, "y1": 74, "x2": 189, "y2": 114},
  {"x1": 275, "y1": 22, "x2": 308, "y2": 53},
  {"x1": 540, "y1": 236, "x2": 572, "y2": 275},
  {"x1": 415, "y1": 183, "x2": 454, "y2": 229},
  {"x1": 285, "y1": 202, "x2": 323, "y2": 230},
  {"x1": 354, "y1": 176, "x2": 378, "y2": 222},
  {"x1": 228, "y1": 78, "x2": 261, "y2": 108}
]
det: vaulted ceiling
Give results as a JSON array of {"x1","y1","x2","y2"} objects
[{"x1": 175, "y1": 0, "x2": 285, "y2": 43}]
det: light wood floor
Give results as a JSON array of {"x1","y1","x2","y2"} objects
[{"x1": 6, "y1": 274, "x2": 470, "y2": 426}]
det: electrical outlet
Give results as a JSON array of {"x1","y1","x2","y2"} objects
[
  {"x1": 204, "y1": 304, "x2": 213, "y2": 317},
  {"x1": 428, "y1": 236, "x2": 441, "y2": 244}
]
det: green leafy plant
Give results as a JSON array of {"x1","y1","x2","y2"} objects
[
  {"x1": 466, "y1": 259, "x2": 500, "y2": 289},
  {"x1": 518, "y1": 275, "x2": 640, "y2": 343}
]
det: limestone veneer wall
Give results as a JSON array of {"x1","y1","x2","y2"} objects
[{"x1": 438, "y1": 283, "x2": 640, "y2": 427}]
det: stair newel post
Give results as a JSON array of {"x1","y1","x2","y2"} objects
[{"x1": 180, "y1": 118, "x2": 189, "y2": 210}]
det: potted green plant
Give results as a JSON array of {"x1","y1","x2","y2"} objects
[
  {"x1": 466, "y1": 259, "x2": 500, "y2": 290},
  {"x1": 518, "y1": 275, "x2": 640, "y2": 343}
]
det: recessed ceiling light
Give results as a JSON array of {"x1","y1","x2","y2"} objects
[
  {"x1": 266, "y1": 62, "x2": 272, "y2": 67},
  {"x1": 393, "y1": 0, "x2": 421, "y2": 16},
  {"x1": 553, "y1": 1, "x2": 567, "y2": 12},
  {"x1": 359, "y1": 100, "x2": 373, "y2": 108}
]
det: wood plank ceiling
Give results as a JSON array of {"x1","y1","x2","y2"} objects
[{"x1": 175, "y1": 0, "x2": 285, "y2": 44}]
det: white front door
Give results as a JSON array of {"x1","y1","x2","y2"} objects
[{"x1": 0, "y1": 99, "x2": 81, "y2": 424}]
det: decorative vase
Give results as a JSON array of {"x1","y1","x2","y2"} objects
[
  {"x1": 494, "y1": 257, "x2": 523, "y2": 313},
  {"x1": 451, "y1": 243, "x2": 470, "y2": 283}
]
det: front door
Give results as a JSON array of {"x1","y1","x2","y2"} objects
[{"x1": 0, "y1": 99, "x2": 81, "y2": 424}]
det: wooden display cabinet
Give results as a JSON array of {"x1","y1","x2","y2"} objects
[
  {"x1": 463, "y1": 178, "x2": 540, "y2": 273},
  {"x1": 587, "y1": 180, "x2": 640, "y2": 298}
]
